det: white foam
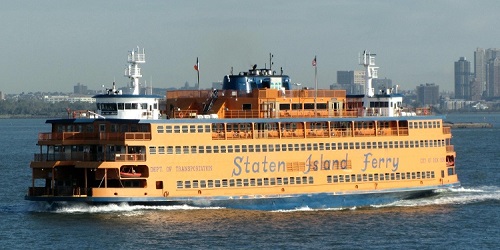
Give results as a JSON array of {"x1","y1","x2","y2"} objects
[
  {"x1": 50, "y1": 203, "x2": 224, "y2": 214},
  {"x1": 374, "y1": 186, "x2": 500, "y2": 208}
]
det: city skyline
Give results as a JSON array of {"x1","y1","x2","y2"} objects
[{"x1": 2, "y1": 1, "x2": 500, "y2": 94}]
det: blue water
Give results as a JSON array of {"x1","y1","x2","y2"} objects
[{"x1": 0, "y1": 115, "x2": 499, "y2": 249}]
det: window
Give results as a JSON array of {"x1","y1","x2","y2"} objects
[
  {"x1": 157, "y1": 126, "x2": 164, "y2": 133},
  {"x1": 149, "y1": 146, "x2": 157, "y2": 154}
]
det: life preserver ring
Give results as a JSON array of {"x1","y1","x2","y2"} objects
[
  {"x1": 423, "y1": 109, "x2": 429, "y2": 115},
  {"x1": 179, "y1": 113, "x2": 183, "y2": 118},
  {"x1": 163, "y1": 191, "x2": 169, "y2": 197}
]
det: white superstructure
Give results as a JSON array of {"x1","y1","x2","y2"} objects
[
  {"x1": 360, "y1": 51, "x2": 403, "y2": 117},
  {"x1": 93, "y1": 48, "x2": 161, "y2": 120}
]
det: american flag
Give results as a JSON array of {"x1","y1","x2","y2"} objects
[
  {"x1": 194, "y1": 57, "x2": 199, "y2": 71},
  {"x1": 312, "y1": 56, "x2": 317, "y2": 67}
]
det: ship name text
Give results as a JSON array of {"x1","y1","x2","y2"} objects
[
  {"x1": 361, "y1": 153, "x2": 399, "y2": 172},
  {"x1": 232, "y1": 156, "x2": 285, "y2": 176}
]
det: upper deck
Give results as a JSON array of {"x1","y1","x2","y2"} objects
[{"x1": 165, "y1": 87, "x2": 429, "y2": 120}]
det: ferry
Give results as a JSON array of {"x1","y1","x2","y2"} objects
[{"x1": 26, "y1": 48, "x2": 460, "y2": 210}]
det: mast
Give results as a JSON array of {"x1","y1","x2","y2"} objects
[
  {"x1": 125, "y1": 47, "x2": 146, "y2": 95},
  {"x1": 360, "y1": 50, "x2": 378, "y2": 97}
]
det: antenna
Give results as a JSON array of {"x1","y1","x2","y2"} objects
[
  {"x1": 124, "y1": 47, "x2": 146, "y2": 95},
  {"x1": 360, "y1": 50, "x2": 378, "y2": 97}
]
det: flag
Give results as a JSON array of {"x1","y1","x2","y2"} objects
[
  {"x1": 194, "y1": 57, "x2": 199, "y2": 71},
  {"x1": 312, "y1": 56, "x2": 317, "y2": 67}
]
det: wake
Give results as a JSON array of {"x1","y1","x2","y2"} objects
[
  {"x1": 28, "y1": 202, "x2": 224, "y2": 214},
  {"x1": 375, "y1": 185, "x2": 500, "y2": 208},
  {"x1": 25, "y1": 186, "x2": 500, "y2": 213}
]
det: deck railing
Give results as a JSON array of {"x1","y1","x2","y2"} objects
[
  {"x1": 33, "y1": 152, "x2": 146, "y2": 162},
  {"x1": 38, "y1": 132, "x2": 151, "y2": 142},
  {"x1": 210, "y1": 126, "x2": 410, "y2": 141}
]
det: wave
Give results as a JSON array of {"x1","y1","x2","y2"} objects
[
  {"x1": 25, "y1": 185, "x2": 500, "y2": 213},
  {"x1": 28, "y1": 202, "x2": 224, "y2": 214},
  {"x1": 374, "y1": 185, "x2": 500, "y2": 208},
  {"x1": 275, "y1": 186, "x2": 500, "y2": 212}
]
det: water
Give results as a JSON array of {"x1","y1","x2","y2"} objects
[{"x1": 1, "y1": 115, "x2": 499, "y2": 249}]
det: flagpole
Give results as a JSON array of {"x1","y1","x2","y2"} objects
[
  {"x1": 314, "y1": 56, "x2": 317, "y2": 115},
  {"x1": 197, "y1": 57, "x2": 200, "y2": 90}
]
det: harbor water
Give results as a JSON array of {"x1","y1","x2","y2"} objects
[{"x1": 0, "y1": 114, "x2": 498, "y2": 249}]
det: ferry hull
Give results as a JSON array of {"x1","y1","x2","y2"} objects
[{"x1": 25, "y1": 183, "x2": 459, "y2": 211}]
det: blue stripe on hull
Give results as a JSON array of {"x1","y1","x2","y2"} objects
[{"x1": 26, "y1": 183, "x2": 460, "y2": 211}]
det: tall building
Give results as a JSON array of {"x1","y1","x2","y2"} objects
[
  {"x1": 337, "y1": 70, "x2": 365, "y2": 95},
  {"x1": 474, "y1": 48, "x2": 486, "y2": 98},
  {"x1": 469, "y1": 78, "x2": 483, "y2": 101},
  {"x1": 416, "y1": 83, "x2": 439, "y2": 106},
  {"x1": 74, "y1": 83, "x2": 88, "y2": 95},
  {"x1": 488, "y1": 57, "x2": 500, "y2": 98},
  {"x1": 454, "y1": 57, "x2": 471, "y2": 99},
  {"x1": 475, "y1": 48, "x2": 500, "y2": 98}
]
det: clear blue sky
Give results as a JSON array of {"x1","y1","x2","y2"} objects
[{"x1": 2, "y1": 0, "x2": 499, "y2": 94}]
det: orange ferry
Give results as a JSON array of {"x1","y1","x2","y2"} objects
[{"x1": 26, "y1": 49, "x2": 460, "y2": 210}]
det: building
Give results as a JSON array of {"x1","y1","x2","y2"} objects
[
  {"x1": 475, "y1": 48, "x2": 500, "y2": 99},
  {"x1": 416, "y1": 83, "x2": 439, "y2": 106},
  {"x1": 488, "y1": 57, "x2": 500, "y2": 98},
  {"x1": 336, "y1": 70, "x2": 365, "y2": 95},
  {"x1": 74, "y1": 83, "x2": 88, "y2": 95},
  {"x1": 454, "y1": 57, "x2": 471, "y2": 99},
  {"x1": 373, "y1": 78, "x2": 393, "y2": 94},
  {"x1": 43, "y1": 95, "x2": 95, "y2": 103},
  {"x1": 474, "y1": 48, "x2": 486, "y2": 98},
  {"x1": 470, "y1": 78, "x2": 483, "y2": 101}
]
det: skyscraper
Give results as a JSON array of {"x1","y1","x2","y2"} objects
[
  {"x1": 454, "y1": 57, "x2": 471, "y2": 99},
  {"x1": 336, "y1": 70, "x2": 365, "y2": 95},
  {"x1": 474, "y1": 48, "x2": 486, "y2": 99},
  {"x1": 488, "y1": 57, "x2": 500, "y2": 98},
  {"x1": 416, "y1": 83, "x2": 439, "y2": 106}
]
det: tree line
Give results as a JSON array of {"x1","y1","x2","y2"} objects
[{"x1": 0, "y1": 99, "x2": 95, "y2": 118}]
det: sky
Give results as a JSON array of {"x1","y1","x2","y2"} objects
[{"x1": 1, "y1": 0, "x2": 500, "y2": 94}]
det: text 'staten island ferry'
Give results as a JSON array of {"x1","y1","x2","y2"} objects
[{"x1": 26, "y1": 48, "x2": 460, "y2": 210}]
